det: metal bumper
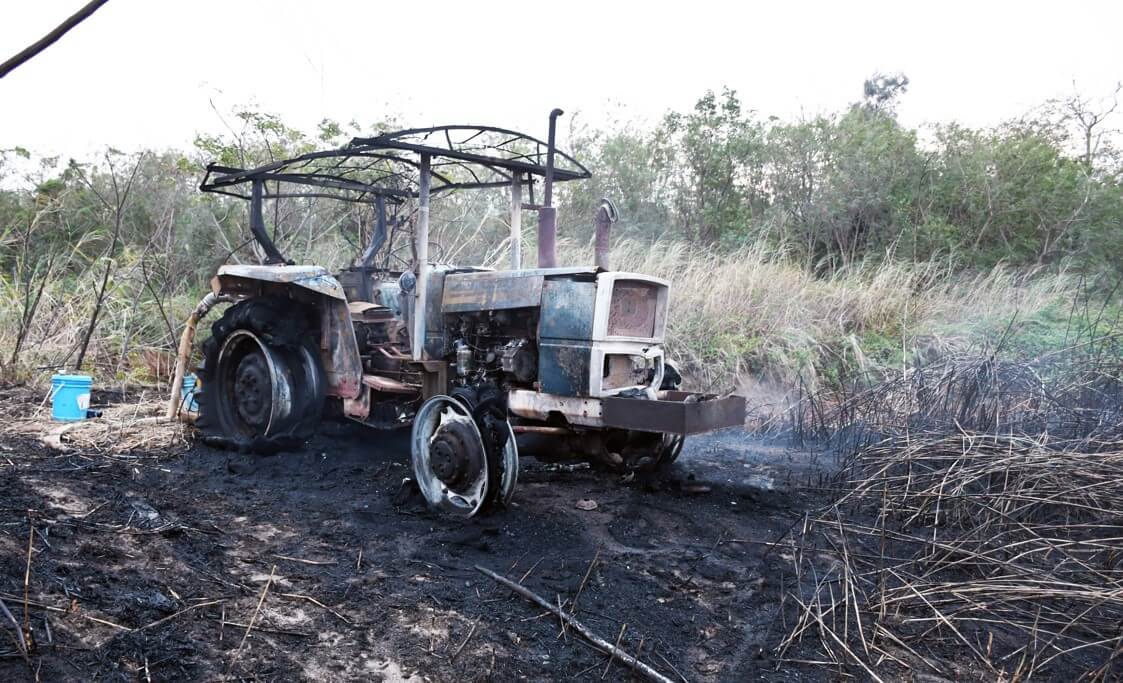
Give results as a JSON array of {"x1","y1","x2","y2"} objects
[
  {"x1": 601, "y1": 391, "x2": 746, "y2": 435},
  {"x1": 507, "y1": 389, "x2": 745, "y2": 436}
]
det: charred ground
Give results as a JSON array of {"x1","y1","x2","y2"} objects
[{"x1": 0, "y1": 385, "x2": 828, "y2": 682}]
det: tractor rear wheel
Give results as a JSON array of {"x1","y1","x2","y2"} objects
[{"x1": 196, "y1": 297, "x2": 325, "y2": 453}]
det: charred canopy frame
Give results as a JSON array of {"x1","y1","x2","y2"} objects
[
  {"x1": 199, "y1": 119, "x2": 589, "y2": 360},
  {"x1": 199, "y1": 123, "x2": 590, "y2": 266}
]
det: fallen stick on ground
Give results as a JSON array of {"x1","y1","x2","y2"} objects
[
  {"x1": 450, "y1": 616, "x2": 480, "y2": 661},
  {"x1": 603, "y1": 623, "x2": 627, "y2": 679},
  {"x1": 272, "y1": 554, "x2": 336, "y2": 566},
  {"x1": 212, "y1": 618, "x2": 310, "y2": 638},
  {"x1": 277, "y1": 592, "x2": 352, "y2": 625},
  {"x1": 0, "y1": 597, "x2": 29, "y2": 665},
  {"x1": 23, "y1": 513, "x2": 33, "y2": 650},
  {"x1": 571, "y1": 548, "x2": 600, "y2": 615},
  {"x1": 134, "y1": 599, "x2": 225, "y2": 634},
  {"x1": 0, "y1": 591, "x2": 129, "y2": 631},
  {"x1": 474, "y1": 565, "x2": 675, "y2": 683},
  {"x1": 228, "y1": 565, "x2": 275, "y2": 672}
]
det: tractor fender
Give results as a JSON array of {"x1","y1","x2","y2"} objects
[
  {"x1": 212, "y1": 264, "x2": 347, "y2": 300},
  {"x1": 210, "y1": 265, "x2": 362, "y2": 400}
]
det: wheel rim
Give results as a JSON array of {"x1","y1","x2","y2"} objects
[
  {"x1": 497, "y1": 420, "x2": 519, "y2": 506},
  {"x1": 215, "y1": 330, "x2": 295, "y2": 438},
  {"x1": 234, "y1": 352, "x2": 272, "y2": 428},
  {"x1": 660, "y1": 433, "x2": 685, "y2": 465},
  {"x1": 411, "y1": 396, "x2": 490, "y2": 517}
]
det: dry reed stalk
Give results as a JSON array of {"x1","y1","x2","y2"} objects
[{"x1": 779, "y1": 341, "x2": 1123, "y2": 680}]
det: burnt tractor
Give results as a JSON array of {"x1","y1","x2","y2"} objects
[{"x1": 168, "y1": 110, "x2": 744, "y2": 517}]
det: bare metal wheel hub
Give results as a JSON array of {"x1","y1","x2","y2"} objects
[
  {"x1": 234, "y1": 353, "x2": 272, "y2": 428},
  {"x1": 213, "y1": 329, "x2": 297, "y2": 439},
  {"x1": 429, "y1": 420, "x2": 484, "y2": 487},
  {"x1": 411, "y1": 395, "x2": 520, "y2": 517}
]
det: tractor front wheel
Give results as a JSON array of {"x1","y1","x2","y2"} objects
[{"x1": 196, "y1": 297, "x2": 325, "y2": 453}]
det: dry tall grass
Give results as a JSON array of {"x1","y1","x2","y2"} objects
[
  {"x1": 1, "y1": 239, "x2": 1075, "y2": 393},
  {"x1": 559, "y1": 238, "x2": 1073, "y2": 391},
  {"x1": 0, "y1": 265, "x2": 199, "y2": 385}
]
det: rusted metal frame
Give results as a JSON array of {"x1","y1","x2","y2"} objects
[
  {"x1": 358, "y1": 195, "x2": 388, "y2": 301},
  {"x1": 537, "y1": 109, "x2": 564, "y2": 268},
  {"x1": 258, "y1": 191, "x2": 398, "y2": 203},
  {"x1": 378, "y1": 346, "x2": 412, "y2": 361},
  {"x1": 270, "y1": 168, "x2": 418, "y2": 192},
  {"x1": 287, "y1": 152, "x2": 450, "y2": 186},
  {"x1": 510, "y1": 174, "x2": 522, "y2": 270},
  {"x1": 430, "y1": 158, "x2": 490, "y2": 186},
  {"x1": 249, "y1": 180, "x2": 287, "y2": 264},
  {"x1": 422, "y1": 160, "x2": 525, "y2": 203},
  {"x1": 202, "y1": 128, "x2": 587, "y2": 206},
  {"x1": 428, "y1": 177, "x2": 526, "y2": 195},
  {"x1": 205, "y1": 148, "x2": 426, "y2": 184},
  {"x1": 354, "y1": 140, "x2": 588, "y2": 183},
  {"x1": 418, "y1": 360, "x2": 448, "y2": 399},
  {"x1": 507, "y1": 390, "x2": 604, "y2": 428},
  {"x1": 201, "y1": 151, "x2": 452, "y2": 197},
  {"x1": 362, "y1": 374, "x2": 421, "y2": 394},
  {"x1": 202, "y1": 177, "x2": 410, "y2": 204},
  {"x1": 350, "y1": 124, "x2": 591, "y2": 178},
  {"x1": 512, "y1": 425, "x2": 572, "y2": 435},
  {"x1": 412, "y1": 153, "x2": 431, "y2": 361},
  {"x1": 248, "y1": 173, "x2": 418, "y2": 198}
]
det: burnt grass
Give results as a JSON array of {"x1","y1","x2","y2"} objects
[{"x1": 0, "y1": 389, "x2": 831, "y2": 682}]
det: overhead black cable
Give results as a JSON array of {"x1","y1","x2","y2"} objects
[{"x1": 0, "y1": 0, "x2": 111, "y2": 79}]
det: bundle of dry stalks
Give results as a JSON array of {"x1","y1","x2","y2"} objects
[
  {"x1": 0, "y1": 386, "x2": 189, "y2": 455},
  {"x1": 780, "y1": 432, "x2": 1123, "y2": 680},
  {"x1": 779, "y1": 341, "x2": 1123, "y2": 680}
]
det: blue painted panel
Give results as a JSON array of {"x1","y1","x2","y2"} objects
[
  {"x1": 539, "y1": 340, "x2": 593, "y2": 396},
  {"x1": 539, "y1": 279, "x2": 596, "y2": 340}
]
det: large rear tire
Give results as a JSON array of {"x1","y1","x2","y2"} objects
[{"x1": 196, "y1": 297, "x2": 325, "y2": 453}]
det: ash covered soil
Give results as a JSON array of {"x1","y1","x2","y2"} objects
[{"x1": 0, "y1": 388, "x2": 833, "y2": 682}]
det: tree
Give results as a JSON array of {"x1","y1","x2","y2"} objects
[
  {"x1": 861, "y1": 72, "x2": 910, "y2": 113},
  {"x1": 1057, "y1": 81, "x2": 1121, "y2": 170},
  {"x1": 70, "y1": 151, "x2": 143, "y2": 371},
  {"x1": 659, "y1": 88, "x2": 767, "y2": 244}
]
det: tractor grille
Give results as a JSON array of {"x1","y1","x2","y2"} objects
[{"x1": 607, "y1": 281, "x2": 660, "y2": 339}]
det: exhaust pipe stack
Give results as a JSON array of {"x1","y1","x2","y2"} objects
[
  {"x1": 594, "y1": 198, "x2": 617, "y2": 270},
  {"x1": 538, "y1": 108, "x2": 563, "y2": 268},
  {"x1": 535, "y1": 110, "x2": 617, "y2": 272}
]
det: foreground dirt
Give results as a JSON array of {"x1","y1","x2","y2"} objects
[{"x1": 0, "y1": 390, "x2": 832, "y2": 682}]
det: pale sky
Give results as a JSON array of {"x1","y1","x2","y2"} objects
[{"x1": 2, "y1": 0, "x2": 1122, "y2": 157}]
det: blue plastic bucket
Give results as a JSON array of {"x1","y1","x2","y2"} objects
[
  {"x1": 181, "y1": 373, "x2": 199, "y2": 413},
  {"x1": 51, "y1": 374, "x2": 92, "y2": 422}
]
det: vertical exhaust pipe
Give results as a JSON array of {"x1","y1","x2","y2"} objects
[
  {"x1": 594, "y1": 198, "x2": 617, "y2": 270},
  {"x1": 538, "y1": 108, "x2": 563, "y2": 268},
  {"x1": 413, "y1": 154, "x2": 431, "y2": 360}
]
